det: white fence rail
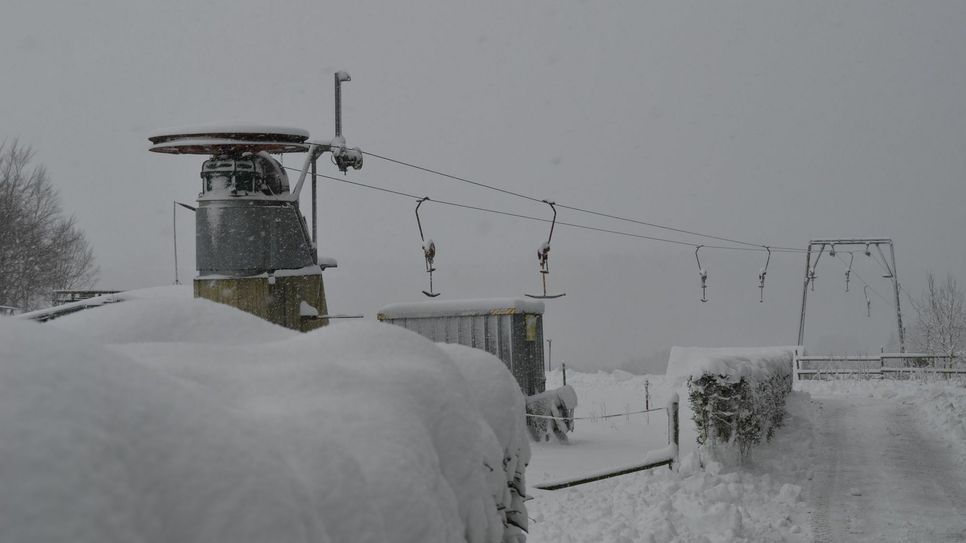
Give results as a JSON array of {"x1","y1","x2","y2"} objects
[{"x1": 795, "y1": 353, "x2": 966, "y2": 379}]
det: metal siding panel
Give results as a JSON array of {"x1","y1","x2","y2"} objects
[
  {"x1": 378, "y1": 309, "x2": 546, "y2": 397},
  {"x1": 485, "y1": 315, "x2": 499, "y2": 357},
  {"x1": 446, "y1": 318, "x2": 459, "y2": 344},
  {"x1": 465, "y1": 315, "x2": 474, "y2": 345},
  {"x1": 472, "y1": 316, "x2": 485, "y2": 349},
  {"x1": 433, "y1": 319, "x2": 446, "y2": 343},
  {"x1": 532, "y1": 314, "x2": 546, "y2": 394},
  {"x1": 196, "y1": 201, "x2": 315, "y2": 275},
  {"x1": 510, "y1": 314, "x2": 528, "y2": 394},
  {"x1": 499, "y1": 315, "x2": 512, "y2": 372},
  {"x1": 419, "y1": 318, "x2": 437, "y2": 341}
]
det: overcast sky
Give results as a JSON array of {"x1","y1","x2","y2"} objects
[{"x1": 3, "y1": 1, "x2": 965, "y2": 370}]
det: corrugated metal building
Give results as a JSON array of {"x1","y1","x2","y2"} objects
[{"x1": 377, "y1": 298, "x2": 547, "y2": 396}]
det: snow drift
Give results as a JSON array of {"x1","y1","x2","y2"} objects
[{"x1": 2, "y1": 293, "x2": 531, "y2": 543}]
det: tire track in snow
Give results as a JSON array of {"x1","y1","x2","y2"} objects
[
  {"x1": 808, "y1": 396, "x2": 966, "y2": 542},
  {"x1": 809, "y1": 401, "x2": 838, "y2": 543}
]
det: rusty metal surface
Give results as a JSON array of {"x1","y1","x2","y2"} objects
[{"x1": 194, "y1": 274, "x2": 328, "y2": 332}]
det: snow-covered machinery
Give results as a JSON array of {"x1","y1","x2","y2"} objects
[
  {"x1": 378, "y1": 298, "x2": 548, "y2": 395},
  {"x1": 149, "y1": 74, "x2": 363, "y2": 331},
  {"x1": 377, "y1": 298, "x2": 578, "y2": 440}
]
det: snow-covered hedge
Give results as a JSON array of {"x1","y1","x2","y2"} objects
[
  {"x1": 2, "y1": 292, "x2": 531, "y2": 543},
  {"x1": 667, "y1": 347, "x2": 797, "y2": 460}
]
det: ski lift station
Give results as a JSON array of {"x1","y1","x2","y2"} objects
[
  {"x1": 146, "y1": 74, "x2": 363, "y2": 331},
  {"x1": 149, "y1": 125, "x2": 359, "y2": 331},
  {"x1": 378, "y1": 298, "x2": 548, "y2": 396}
]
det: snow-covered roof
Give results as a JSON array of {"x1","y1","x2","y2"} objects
[
  {"x1": 16, "y1": 285, "x2": 192, "y2": 323},
  {"x1": 378, "y1": 298, "x2": 545, "y2": 319},
  {"x1": 148, "y1": 124, "x2": 310, "y2": 141},
  {"x1": 148, "y1": 124, "x2": 313, "y2": 155},
  {"x1": 149, "y1": 138, "x2": 311, "y2": 155}
]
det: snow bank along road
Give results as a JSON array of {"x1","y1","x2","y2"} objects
[{"x1": 808, "y1": 393, "x2": 966, "y2": 542}]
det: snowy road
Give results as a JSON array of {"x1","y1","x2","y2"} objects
[{"x1": 809, "y1": 395, "x2": 966, "y2": 542}]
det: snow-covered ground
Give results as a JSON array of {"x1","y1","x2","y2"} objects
[
  {"x1": 8, "y1": 292, "x2": 966, "y2": 542},
  {"x1": 527, "y1": 370, "x2": 966, "y2": 542},
  {"x1": 528, "y1": 370, "x2": 814, "y2": 542},
  {"x1": 799, "y1": 379, "x2": 966, "y2": 541},
  {"x1": 798, "y1": 379, "x2": 966, "y2": 468}
]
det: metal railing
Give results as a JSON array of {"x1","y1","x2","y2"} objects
[
  {"x1": 533, "y1": 393, "x2": 679, "y2": 490},
  {"x1": 795, "y1": 353, "x2": 966, "y2": 380}
]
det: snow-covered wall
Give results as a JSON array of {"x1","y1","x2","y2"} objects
[{"x1": 2, "y1": 294, "x2": 531, "y2": 543}]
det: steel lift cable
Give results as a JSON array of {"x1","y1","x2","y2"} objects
[
  {"x1": 833, "y1": 254, "x2": 893, "y2": 307},
  {"x1": 360, "y1": 150, "x2": 805, "y2": 254},
  {"x1": 285, "y1": 166, "x2": 801, "y2": 253}
]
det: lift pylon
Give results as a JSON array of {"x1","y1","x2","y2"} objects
[{"x1": 797, "y1": 238, "x2": 904, "y2": 352}]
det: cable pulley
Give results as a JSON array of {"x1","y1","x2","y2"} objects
[
  {"x1": 415, "y1": 197, "x2": 440, "y2": 297},
  {"x1": 526, "y1": 200, "x2": 566, "y2": 299},
  {"x1": 758, "y1": 246, "x2": 771, "y2": 303},
  {"x1": 695, "y1": 245, "x2": 708, "y2": 302}
]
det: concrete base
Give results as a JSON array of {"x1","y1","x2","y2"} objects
[{"x1": 194, "y1": 274, "x2": 329, "y2": 332}]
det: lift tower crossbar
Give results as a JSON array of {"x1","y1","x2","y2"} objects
[{"x1": 797, "y1": 238, "x2": 905, "y2": 352}]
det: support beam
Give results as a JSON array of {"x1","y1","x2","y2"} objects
[{"x1": 797, "y1": 244, "x2": 813, "y2": 346}]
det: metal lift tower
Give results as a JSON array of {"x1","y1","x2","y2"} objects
[{"x1": 797, "y1": 238, "x2": 905, "y2": 352}]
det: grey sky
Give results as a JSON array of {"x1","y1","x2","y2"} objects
[{"x1": 3, "y1": 1, "x2": 965, "y2": 369}]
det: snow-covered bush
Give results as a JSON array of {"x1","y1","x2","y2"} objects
[
  {"x1": 3, "y1": 292, "x2": 532, "y2": 543},
  {"x1": 667, "y1": 347, "x2": 796, "y2": 461}
]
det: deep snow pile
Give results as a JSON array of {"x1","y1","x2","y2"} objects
[
  {"x1": 798, "y1": 378, "x2": 966, "y2": 466},
  {"x1": 2, "y1": 292, "x2": 530, "y2": 543},
  {"x1": 527, "y1": 369, "x2": 815, "y2": 542}
]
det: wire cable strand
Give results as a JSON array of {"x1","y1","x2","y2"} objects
[
  {"x1": 289, "y1": 166, "x2": 797, "y2": 253},
  {"x1": 834, "y1": 254, "x2": 894, "y2": 307},
  {"x1": 362, "y1": 150, "x2": 806, "y2": 253}
]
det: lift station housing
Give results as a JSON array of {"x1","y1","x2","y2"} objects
[{"x1": 149, "y1": 125, "x2": 357, "y2": 331}]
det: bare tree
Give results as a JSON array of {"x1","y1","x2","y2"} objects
[
  {"x1": 908, "y1": 272, "x2": 966, "y2": 361},
  {"x1": 0, "y1": 142, "x2": 97, "y2": 311}
]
